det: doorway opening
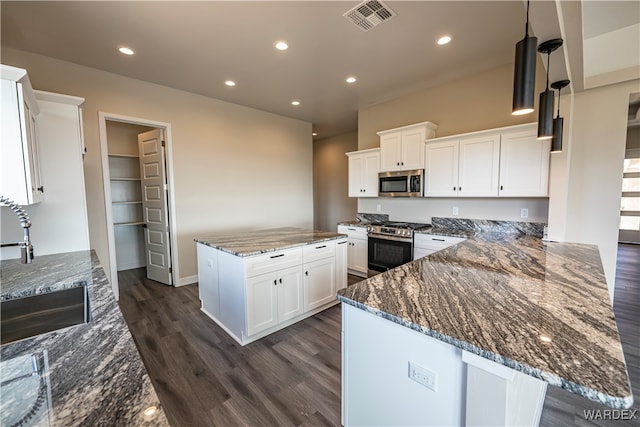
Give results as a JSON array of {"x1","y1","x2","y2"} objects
[
  {"x1": 98, "y1": 113, "x2": 178, "y2": 300},
  {"x1": 619, "y1": 93, "x2": 640, "y2": 244}
]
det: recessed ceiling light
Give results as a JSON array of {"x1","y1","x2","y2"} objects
[
  {"x1": 274, "y1": 40, "x2": 289, "y2": 51},
  {"x1": 291, "y1": 100, "x2": 301, "y2": 106},
  {"x1": 118, "y1": 46, "x2": 135, "y2": 56},
  {"x1": 437, "y1": 35, "x2": 452, "y2": 46},
  {"x1": 225, "y1": 80, "x2": 236, "y2": 87},
  {"x1": 346, "y1": 76, "x2": 357, "y2": 84},
  {"x1": 312, "y1": 132, "x2": 318, "y2": 136}
]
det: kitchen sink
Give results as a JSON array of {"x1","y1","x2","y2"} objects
[{"x1": 1, "y1": 284, "x2": 91, "y2": 345}]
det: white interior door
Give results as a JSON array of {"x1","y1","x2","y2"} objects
[{"x1": 138, "y1": 129, "x2": 172, "y2": 285}]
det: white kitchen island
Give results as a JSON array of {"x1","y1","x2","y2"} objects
[
  {"x1": 195, "y1": 227, "x2": 347, "y2": 345},
  {"x1": 337, "y1": 230, "x2": 633, "y2": 426}
]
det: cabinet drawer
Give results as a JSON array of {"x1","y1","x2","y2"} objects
[
  {"x1": 303, "y1": 240, "x2": 336, "y2": 263},
  {"x1": 338, "y1": 225, "x2": 367, "y2": 239},
  {"x1": 414, "y1": 234, "x2": 465, "y2": 250},
  {"x1": 245, "y1": 248, "x2": 303, "y2": 278}
]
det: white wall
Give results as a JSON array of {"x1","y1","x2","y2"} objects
[
  {"x1": 2, "y1": 48, "x2": 313, "y2": 285},
  {"x1": 559, "y1": 80, "x2": 640, "y2": 299},
  {"x1": 358, "y1": 197, "x2": 549, "y2": 224}
]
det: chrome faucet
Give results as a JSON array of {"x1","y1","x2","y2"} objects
[{"x1": 1, "y1": 195, "x2": 34, "y2": 264}]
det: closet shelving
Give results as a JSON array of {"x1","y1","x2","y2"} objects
[{"x1": 108, "y1": 153, "x2": 144, "y2": 226}]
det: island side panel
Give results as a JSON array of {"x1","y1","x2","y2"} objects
[
  {"x1": 342, "y1": 304, "x2": 465, "y2": 426},
  {"x1": 197, "y1": 243, "x2": 219, "y2": 318},
  {"x1": 217, "y1": 250, "x2": 248, "y2": 343}
]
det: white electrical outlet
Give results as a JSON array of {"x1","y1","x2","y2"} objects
[
  {"x1": 207, "y1": 259, "x2": 214, "y2": 268},
  {"x1": 376, "y1": 204, "x2": 381, "y2": 212},
  {"x1": 452, "y1": 206, "x2": 459, "y2": 216},
  {"x1": 408, "y1": 361, "x2": 437, "y2": 391},
  {"x1": 521, "y1": 208, "x2": 529, "y2": 219}
]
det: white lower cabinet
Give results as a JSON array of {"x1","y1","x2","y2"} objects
[
  {"x1": 304, "y1": 257, "x2": 336, "y2": 311},
  {"x1": 247, "y1": 266, "x2": 303, "y2": 336},
  {"x1": 337, "y1": 225, "x2": 368, "y2": 277},
  {"x1": 197, "y1": 238, "x2": 346, "y2": 346}
]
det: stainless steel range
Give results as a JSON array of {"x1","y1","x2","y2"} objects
[{"x1": 366, "y1": 221, "x2": 430, "y2": 276}]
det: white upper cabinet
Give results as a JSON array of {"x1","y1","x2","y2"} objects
[
  {"x1": 498, "y1": 129, "x2": 550, "y2": 197},
  {"x1": 425, "y1": 134, "x2": 500, "y2": 197},
  {"x1": 378, "y1": 121, "x2": 438, "y2": 172},
  {"x1": 425, "y1": 123, "x2": 548, "y2": 198},
  {"x1": 347, "y1": 148, "x2": 380, "y2": 197},
  {"x1": 424, "y1": 139, "x2": 459, "y2": 197},
  {"x1": 458, "y1": 133, "x2": 501, "y2": 197},
  {"x1": 1, "y1": 65, "x2": 43, "y2": 205}
]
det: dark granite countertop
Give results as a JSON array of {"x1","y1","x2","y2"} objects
[
  {"x1": 195, "y1": 227, "x2": 346, "y2": 256},
  {"x1": 337, "y1": 232, "x2": 633, "y2": 410},
  {"x1": 0, "y1": 251, "x2": 168, "y2": 426}
]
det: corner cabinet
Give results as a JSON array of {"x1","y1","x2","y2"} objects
[
  {"x1": 498, "y1": 129, "x2": 550, "y2": 197},
  {"x1": 347, "y1": 149, "x2": 380, "y2": 197},
  {"x1": 197, "y1": 238, "x2": 347, "y2": 346},
  {"x1": 1, "y1": 65, "x2": 43, "y2": 205},
  {"x1": 425, "y1": 123, "x2": 549, "y2": 198},
  {"x1": 377, "y1": 121, "x2": 438, "y2": 172}
]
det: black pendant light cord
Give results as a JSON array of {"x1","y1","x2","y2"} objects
[
  {"x1": 524, "y1": 0, "x2": 530, "y2": 36},
  {"x1": 545, "y1": 52, "x2": 551, "y2": 90}
]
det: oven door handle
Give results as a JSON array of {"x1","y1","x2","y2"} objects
[{"x1": 368, "y1": 233, "x2": 413, "y2": 243}]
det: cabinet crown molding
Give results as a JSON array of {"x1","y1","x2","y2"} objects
[
  {"x1": 345, "y1": 147, "x2": 380, "y2": 156},
  {"x1": 426, "y1": 122, "x2": 536, "y2": 144},
  {"x1": 376, "y1": 121, "x2": 438, "y2": 136}
]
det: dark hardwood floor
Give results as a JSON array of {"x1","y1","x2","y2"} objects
[{"x1": 118, "y1": 246, "x2": 639, "y2": 426}]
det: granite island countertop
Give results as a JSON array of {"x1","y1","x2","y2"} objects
[
  {"x1": 0, "y1": 250, "x2": 169, "y2": 426},
  {"x1": 337, "y1": 232, "x2": 634, "y2": 409},
  {"x1": 195, "y1": 227, "x2": 346, "y2": 256}
]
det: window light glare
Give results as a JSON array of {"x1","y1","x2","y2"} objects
[
  {"x1": 291, "y1": 100, "x2": 301, "y2": 106},
  {"x1": 539, "y1": 335, "x2": 552, "y2": 343},
  {"x1": 274, "y1": 41, "x2": 289, "y2": 51},
  {"x1": 142, "y1": 406, "x2": 158, "y2": 418},
  {"x1": 437, "y1": 35, "x2": 452, "y2": 46},
  {"x1": 118, "y1": 46, "x2": 135, "y2": 56},
  {"x1": 346, "y1": 76, "x2": 357, "y2": 84},
  {"x1": 225, "y1": 80, "x2": 236, "y2": 87}
]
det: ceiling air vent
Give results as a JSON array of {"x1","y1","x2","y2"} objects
[{"x1": 343, "y1": 0, "x2": 397, "y2": 32}]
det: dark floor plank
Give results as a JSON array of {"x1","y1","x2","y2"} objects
[{"x1": 119, "y1": 247, "x2": 640, "y2": 426}]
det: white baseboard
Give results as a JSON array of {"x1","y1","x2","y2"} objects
[{"x1": 175, "y1": 274, "x2": 197, "y2": 287}]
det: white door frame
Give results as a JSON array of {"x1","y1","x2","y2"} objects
[{"x1": 98, "y1": 112, "x2": 179, "y2": 300}]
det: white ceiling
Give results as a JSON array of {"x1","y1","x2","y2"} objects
[{"x1": 1, "y1": 1, "x2": 637, "y2": 140}]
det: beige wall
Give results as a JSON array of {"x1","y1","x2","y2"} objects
[
  {"x1": 313, "y1": 132, "x2": 357, "y2": 231},
  {"x1": 356, "y1": 61, "x2": 550, "y2": 225},
  {"x1": 358, "y1": 62, "x2": 547, "y2": 149},
  {"x1": 2, "y1": 48, "x2": 313, "y2": 286},
  {"x1": 627, "y1": 123, "x2": 640, "y2": 149}
]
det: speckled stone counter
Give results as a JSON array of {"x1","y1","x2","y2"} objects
[
  {"x1": 1, "y1": 251, "x2": 169, "y2": 426},
  {"x1": 195, "y1": 226, "x2": 346, "y2": 256},
  {"x1": 337, "y1": 232, "x2": 633, "y2": 409}
]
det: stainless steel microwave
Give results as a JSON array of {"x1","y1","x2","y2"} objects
[{"x1": 378, "y1": 169, "x2": 424, "y2": 197}]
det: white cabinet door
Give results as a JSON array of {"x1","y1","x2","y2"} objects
[
  {"x1": 400, "y1": 127, "x2": 426, "y2": 170},
  {"x1": 1, "y1": 76, "x2": 43, "y2": 205},
  {"x1": 458, "y1": 134, "x2": 500, "y2": 197},
  {"x1": 335, "y1": 239, "x2": 348, "y2": 291},
  {"x1": 362, "y1": 150, "x2": 380, "y2": 196},
  {"x1": 499, "y1": 130, "x2": 550, "y2": 197},
  {"x1": 348, "y1": 154, "x2": 365, "y2": 197},
  {"x1": 246, "y1": 272, "x2": 278, "y2": 336},
  {"x1": 379, "y1": 131, "x2": 402, "y2": 172},
  {"x1": 276, "y1": 266, "x2": 304, "y2": 323},
  {"x1": 347, "y1": 149, "x2": 379, "y2": 197},
  {"x1": 425, "y1": 139, "x2": 459, "y2": 197},
  {"x1": 304, "y1": 257, "x2": 336, "y2": 311},
  {"x1": 197, "y1": 244, "x2": 220, "y2": 317},
  {"x1": 351, "y1": 238, "x2": 368, "y2": 275}
]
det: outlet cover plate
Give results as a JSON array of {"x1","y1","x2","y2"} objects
[{"x1": 408, "y1": 361, "x2": 437, "y2": 391}]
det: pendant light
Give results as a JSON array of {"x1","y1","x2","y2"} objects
[
  {"x1": 537, "y1": 38, "x2": 563, "y2": 140},
  {"x1": 550, "y1": 79, "x2": 570, "y2": 152},
  {"x1": 512, "y1": 0, "x2": 537, "y2": 115}
]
